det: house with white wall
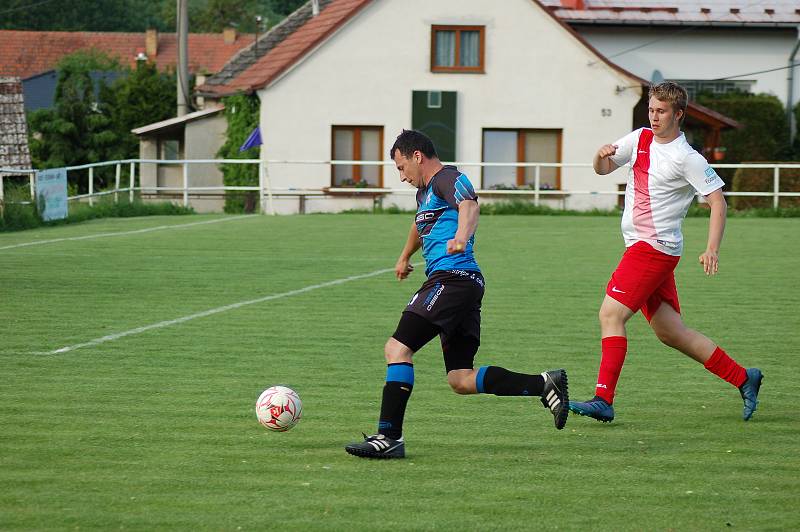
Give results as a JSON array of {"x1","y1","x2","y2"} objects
[
  {"x1": 543, "y1": 1, "x2": 800, "y2": 106},
  {"x1": 196, "y1": 0, "x2": 737, "y2": 214}
]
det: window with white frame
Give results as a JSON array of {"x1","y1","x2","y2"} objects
[{"x1": 676, "y1": 79, "x2": 754, "y2": 100}]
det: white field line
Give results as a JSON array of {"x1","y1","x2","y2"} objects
[
  {"x1": 41, "y1": 266, "x2": 399, "y2": 355},
  {"x1": 0, "y1": 215, "x2": 252, "y2": 251}
]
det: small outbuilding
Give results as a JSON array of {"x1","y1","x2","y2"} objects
[{"x1": 131, "y1": 106, "x2": 227, "y2": 213}]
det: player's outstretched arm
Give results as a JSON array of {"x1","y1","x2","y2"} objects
[
  {"x1": 396, "y1": 221, "x2": 421, "y2": 280},
  {"x1": 699, "y1": 189, "x2": 727, "y2": 276},
  {"x1": 593, "y1": 144, "x2": 620, "y2": 175},
  {"x1": 447, "y1": 199, "x2": 479, "y2": 254}
]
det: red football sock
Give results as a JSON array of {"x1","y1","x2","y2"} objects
[
  {"x1": 704, "y1": 346, "x2": 747, "y2": 388},
  {"x1": 595, "y1": 336, "x2": 627, "y2": 404}
]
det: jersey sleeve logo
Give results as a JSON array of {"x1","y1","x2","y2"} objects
[
  {"x1": 453, "y1": 174, "x2": 476, "y2": 204},
  {"x1": 704, "y1": 166, "x2": 720, "y2": 184}
]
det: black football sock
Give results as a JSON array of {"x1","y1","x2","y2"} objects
[
  {"x1": 378, "y1": 363, "x2": 414, "y2": 440},
  {"x1": 476, "y1": 365, "x2": 544, "y2": 396}
]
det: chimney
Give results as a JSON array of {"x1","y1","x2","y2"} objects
[
  {"x1": 560, "y1": 0, "x2": 585, "y2": 9},
  {"x1": 145, "y1": 28, "x2": 158, "y2": 58},
  {"x1": 223, "y1": 27, "x2": 237, "y2": 44}
]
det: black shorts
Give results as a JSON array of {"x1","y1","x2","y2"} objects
[{"x1": 391, "y1": 270, "x2": 484, "y2": 372}]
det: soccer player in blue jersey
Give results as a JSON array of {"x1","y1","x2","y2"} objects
[{"x1": 345, "y1": 130, "x2": 569, "y2": 459}]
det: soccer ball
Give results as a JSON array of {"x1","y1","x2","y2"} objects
[{"x1": 255, "y1": 386, "x2": 302, "y2": 432}]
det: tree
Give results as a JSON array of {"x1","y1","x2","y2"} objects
[
  {"x1": 99, "y1": 61, "x2": 176, "y2": 161},
  {"x1": 269, "y1": 0, "x2": 307, "y2": 17},
  {"x1": 188, "y1": 0, "x2": 261, "y2": 33},
  {"x1": 696, "y1": 92, "x2": 790, "y2": 163},
  {"x1": 0, "y1": 0, "x2": 171, "y2": 31},
  {"x1": 792, "y1": 100, "x2": 800, "y2": 159},
  {"x1": 27, "y1": 51, "x2": 120, "y2": 191},
  {"x1": 161, "y1": 0, "x2": 306, "y2": 33},
  {"x1": 696, "y1": 92, "x2": 798, "y2": 209},
  {"x1": 27, "y1": 50, "x2": 175, "y2": 192},
  {"x1": 1, "y1": 0, "x2": 306, "y2": 33},
  {"x1": 216, "y1": 94, "x2": 261, "y2": 213}
]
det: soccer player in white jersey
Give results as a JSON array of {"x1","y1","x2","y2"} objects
[{"x1": 569, "y1": 81, "x2": 763, "y2": 423}]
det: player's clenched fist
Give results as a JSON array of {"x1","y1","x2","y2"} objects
[
  {"x1": 446, "y1": 238, "x2": 465, "y2": 254},
  {"x1": 596, "y1": 144, "x2": 618, "y2": 159},
  {"x1": 593, "y1": 144, "x2": 620, "y2": 175}
]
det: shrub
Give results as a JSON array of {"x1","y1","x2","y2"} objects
[
  {"x1": 1, "y1": 191, "x2": 193, "y2": 232},
  {"x1": 217, "y1": 94, "x2": 260, "y2": 214},
  {"x1": 729, "y1": 166, "x2": 800, "y2": 209},
  {"x1": 479, "y1": 200, "x2": 619, "y2": 216},
  {"x1": 694, "y1": 92, "x2": 791, "y2": 182}
]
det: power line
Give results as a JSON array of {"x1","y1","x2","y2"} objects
[
  {"x1": 712, "y1": 62, "x2": 800, "y2": 81},
  {"x1": 0, "y1": 0, "x2": 57, "y2": 16},
  {"x1": 605, "y1": 26, "x2": 698, "y2": 60}
]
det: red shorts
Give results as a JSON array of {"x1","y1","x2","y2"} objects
[{"x1": 606, "y1": 241, "x2": 681, "y2": 321}]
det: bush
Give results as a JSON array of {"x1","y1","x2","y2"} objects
[
  {"x1": 694, "y1": 92, "x2": 791, "y2": 183},
  {"x1": 1, "y1": 192, "x2": 194, "y2": 232},
  {"x1": 339, "y1": 199, "x2": 800, "y2": 218},
  {"x1": 479, "y1": 200, "x2": 619, "y2": 216},
  {"x1": 217, "y1": 94, "x2": 260, "y2": 214},
  {"x1": 0, "y1": 181, "x2": 36, "y2": 231},
  {"x1": 0, "y1": 202, "x2": 40, "y2": 231},
  {"x1": 729, "y1": 166, "x2": 800, "y2": 209}
]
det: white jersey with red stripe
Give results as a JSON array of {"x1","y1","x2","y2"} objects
[{"x1": 610, "y1": 127, "x2": 724, "y2": 256}]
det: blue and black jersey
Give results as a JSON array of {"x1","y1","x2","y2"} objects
[{"x1": 415, "y1": 165, "x2": 480, "y2": 276}]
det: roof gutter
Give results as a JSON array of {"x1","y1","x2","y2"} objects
[{"x1": 563, "y1": 19, "x2": 800, "y2": 29}]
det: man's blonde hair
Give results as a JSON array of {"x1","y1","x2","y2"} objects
[{"x1": 649, "y1": 81, "x2": 688, "y2": 122}]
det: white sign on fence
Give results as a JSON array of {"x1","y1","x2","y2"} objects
[{"x1": 36, "y1": 168, "x2": 68, "y2": 221}]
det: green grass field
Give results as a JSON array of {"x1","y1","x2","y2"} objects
[{"x1": 1, "y1": 213, "x2": 798, "y2": 530}]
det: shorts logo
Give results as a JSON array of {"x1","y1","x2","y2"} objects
[
  {"x1": 408, "y1": 293, "x2": 419, "y2": 306},
  {"x1": 611, "y1": 286, "x2": 626, "y2": 294},
  {"x1": 596, "y1": 384, "x2": 608, "y2": 389},
  {"x1": 449, "y1": 269, "x2": 484, "y2": 287},
  {"x1": 656, "y1": 239, "x2": 679, "y2": 249},
  {"x1": 425, "y1": 283, "x2": 445, "y2": 311}
]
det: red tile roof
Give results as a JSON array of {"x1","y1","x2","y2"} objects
[
  {"x1": 0, "y1": 30, "x2": 255, "y2": 80},
  {"x1": 198, "y1": 0, "x2": 373, "y2": 96}
]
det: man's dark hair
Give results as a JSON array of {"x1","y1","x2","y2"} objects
[{"x1": 389, "y1": 129, "x2": 438, "y2": 159}]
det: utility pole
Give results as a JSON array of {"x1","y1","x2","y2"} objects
[
  {"x1": 177, "y1": 0, "x2": 190, "y2": 117},
  {"x1": 788, "y1": 27, "x2": 800, "y2": 145}
]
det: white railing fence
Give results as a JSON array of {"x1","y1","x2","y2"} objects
[{"x1": 1, "y1": 159, "x2": 799, "y2": 215}]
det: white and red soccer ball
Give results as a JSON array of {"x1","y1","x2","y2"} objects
[{"x1": 255, "y1": 386, "x2": 302, "y2": 432}]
